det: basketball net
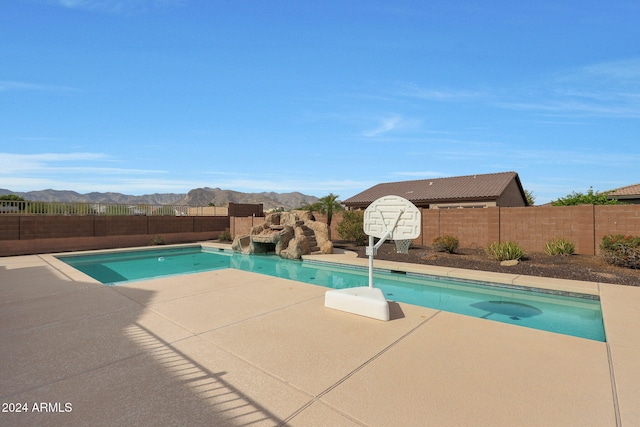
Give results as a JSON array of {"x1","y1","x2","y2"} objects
[{"x1": 394, "y1": 239, "x2": 412, "y2": 254}]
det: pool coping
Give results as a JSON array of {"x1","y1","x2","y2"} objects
[
  {"x1": 190, "y1": 241, "x2": 606, "y2": 297},
  {"x1": 44, "y1": 241, "x2": 606, "y2": 297},
  {"x1": 301, "y1": 247, "x2": 603, "y2": 297}
]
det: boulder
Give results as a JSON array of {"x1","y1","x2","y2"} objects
[
  {"x1": 264, "y1": 212, "x2": 281, "y2": 226},
  {"x1": 305, "y1": 220, "x2": 330, "y2": 247},
  {"x1": 281, "y1": 236, "x2": 309, "y2": 260},
  {"x1": 231, "y1": 234, "x2": 251, "y2": 254},
  {"x1": 275, "y1": 226, "x2": 294, "y2": 255},
  {"x1": 320, "y1": 240, "x2": 334, "y2": 254}
]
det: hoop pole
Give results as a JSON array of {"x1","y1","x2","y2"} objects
[
  {"x1": 368, "y1": 209, "x2": 404, "y2": 288},
  {"x1": 368, "y1": 235, "x2": 374, "y2": 288}
]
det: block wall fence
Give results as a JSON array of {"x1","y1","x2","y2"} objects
[
  {"x1": 0, "y1": 216, "x2": 231, "y2": 257},
  {"x1": 327, "y1": 205, "x2": 640, "y2": 256},
  {"x1": 418, "y1": 204, "x2": 640, "y2": 256},
  {"x1": 1, "y1": 205, "x2": 639, "y2": 257}
]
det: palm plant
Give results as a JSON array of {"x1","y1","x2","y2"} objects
[
  {"x1": 300, "y1": 202, "x2": 319, "y2": 213},
  {"x1": 316, "y1": 193, "x2": 344, "y2": 238}
]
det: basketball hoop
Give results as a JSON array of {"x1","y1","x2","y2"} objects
[
  {"x1": 324, "y1": 195, "x2": 421, "y2": 321},
  {"x1": 363, "y1": 195, "x2": 421, "y2": 288},
  {"x1": 395, "y1": 239, "x2": 412, "y2": 254}
]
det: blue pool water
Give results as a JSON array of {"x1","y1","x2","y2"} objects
[{"x1": 57, "y1": 246, "x2": 606, "y2": 341}]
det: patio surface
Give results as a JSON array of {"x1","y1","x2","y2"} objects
[{"x1": 1, "y1": 242, "x2": 638, "y2": 426}]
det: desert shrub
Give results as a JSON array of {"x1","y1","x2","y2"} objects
[
  {"x1": 337, "y1": 210, "x2": 367, "y2": 246},
  {"x1": 218, "y1": 229, "x2": 232, "y2": 242},
  {"x1": 432, "y1": 235, "x2": 459, "y2": 254},
  {"x1": 600, "y1": 234, "x2": 640, "y2": 269},
  {"x1": 544, "y1": 237, "x2": 575, "y2": 256},
  {"x1": 486, "y1": 241, "x2": 525, "y2": 261},
  {"x1": 150, "y1": 235, "x2": 165, "y2": 245}
]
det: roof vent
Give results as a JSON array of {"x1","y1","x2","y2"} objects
[{"x1": 429, "y1": 182, "x2": 433, "y2": 185}]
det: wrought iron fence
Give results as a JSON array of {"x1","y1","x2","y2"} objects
[{"x1": 0, "y1": 200, "x2": 228, "y2": 216}]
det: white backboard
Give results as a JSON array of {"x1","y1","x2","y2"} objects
[{"x1": 363, "y1": 195, "x2": 421, "y2": 240}]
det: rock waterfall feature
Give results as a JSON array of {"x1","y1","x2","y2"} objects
[{"x1": 231, "y1": 210, "x2": 333, "y2": 259}]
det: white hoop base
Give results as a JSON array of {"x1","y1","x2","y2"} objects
[{"x1": 324, "y1": 287, "x2": 389, "y2": 321}]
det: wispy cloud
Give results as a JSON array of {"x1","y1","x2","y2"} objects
[
  {"x1": 579, "y1": 58, "x2": 640, "y2": 83},
  {"x1": 499, "y1": 58, "x2": 640, "y2": 118},
  {"x1": 17, "y1": 137, "x2": 62, "y2": 142},
  {"x1": 433, "y1": 145, "x2": 640, "y2": 168},
  {"x1": 51, "y1": 0, "x2": 184, "y2": 13},
  {"x1": 0, "y1": 152, "x2": 106, "y2": 170},
  {"x1": 0, "y1": 152, "x2": 163, "y2": 175},
  {"x1": 389, "y1": 59, "x2": 640, "y2": 119},
  {"x1": 513, "y1": 149, "x2": 640, "y2": 166},
  {"x1": 1, "y1": 176, "x2": 197, "y2": 194},
  {"x1": 0, "y1": 152, "x2": 372, "y2": 197},
  {"x1": 0, "y1": 80, "x2": 77, "y2": 93},
  {"x1": 362, "y1": 114, "x2": 422, "y2": 137},
  {"x1": 0, "y1": 152, "x2": 185, "y2": 194},
  {"x1": 498, "y1": 99, "x2": 640, "y2": 118},
  {"x1": 393, "y1": 83, "x2": 486, "y2": 101},
  {"x1": 363, "y1": 115, "x2": 403, "y2": 137}
]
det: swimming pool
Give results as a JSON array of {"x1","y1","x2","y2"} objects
[{"x1": 57, "y1": 246, "x2": 605, "y2": 341}]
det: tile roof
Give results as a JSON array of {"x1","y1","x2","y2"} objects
[
  {"x1": 607, "y1": 183, "x2": 640, "y2": 197},
  {"x1": 344, "y1": 172, "x2": 522, "y2": 206}
]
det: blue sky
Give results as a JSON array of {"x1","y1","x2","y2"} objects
[{"x1": 1, "y1": 0, "x2": 639, "y2": 204}]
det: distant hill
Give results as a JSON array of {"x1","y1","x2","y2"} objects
[
  {"x1": 175, "y1": 188, "x2": 318, "y2": 211},
  {"x1": 0, "y1": 188, "x2": 319, "y2": 211},
  {"x1": 0, "y1": 189, "x2": 185, "y2": 205}
]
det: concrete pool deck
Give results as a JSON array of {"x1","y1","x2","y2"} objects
[{"x1": 0, "y1": 243, "x2": 638, "y2": 426}]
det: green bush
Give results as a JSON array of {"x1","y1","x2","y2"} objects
[
  {"x1": 551, "y1": 187, "x2": 624, "y2": 206},
  {"x1": 337, "y1": 210, "x2": 367, "y2": 246},
  {"x1": 544, "y1": 237, "x2": 575, "y2": 256},
  {"x1": 486, "y1": 241, "x2": 525, "y2": 261},
  {"x1": 432, "y1": 235, "x2": 459, "y2": 254},
  {"x1": 600, "y1": 234, "x2": 640, "y2": 269},
  {"x1": 218, "y1": 229, "x2": 232, "y2": 242},
  {"x1": 150, "y1": 235, "x2": 165, "y2": 245}
]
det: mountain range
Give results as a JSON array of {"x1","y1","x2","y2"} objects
[{"x1": 0, "y1": 187, "x2": 320, "y2": 211}]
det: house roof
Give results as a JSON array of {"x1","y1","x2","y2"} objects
[
  {"x1": 607, "y1": 183, "x2": 640, "y2": 198},
  {"x1": 344, "y1": 171, "x2": 525, "y2": 206}
]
